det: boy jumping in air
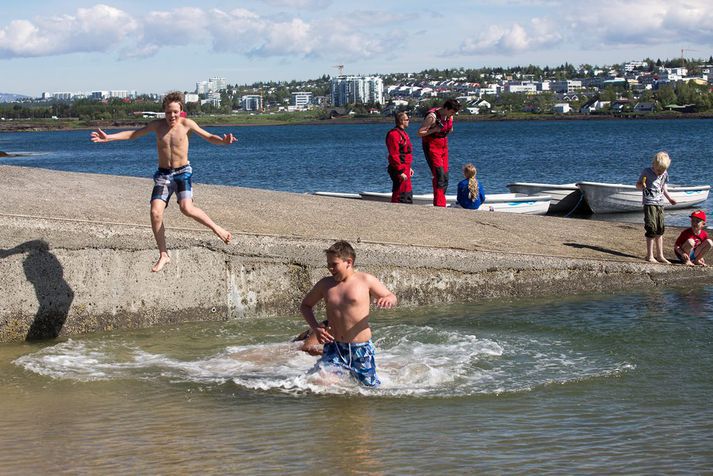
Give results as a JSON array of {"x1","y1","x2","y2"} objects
[{"x1": 91, "y1": 91, "x2": 235, "y2": 272}]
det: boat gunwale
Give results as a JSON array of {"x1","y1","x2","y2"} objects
[{"x1": 576, "y1": 181, "x2": 711, "y2": 192}]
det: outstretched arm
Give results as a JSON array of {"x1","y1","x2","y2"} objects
[
  {"x1": 299, "y1": 280, "x2": 334, "y2": 344},
  {"x1": 186, "y1": 119, "x2": 236, "y2": 145},
  {"x1": 90, "y1": 122, "x2": 155, "y2": 143},
  {"x1": 367, "y1": 274, "x2": 397, "y2": 309}
]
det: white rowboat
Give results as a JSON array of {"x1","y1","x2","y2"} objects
[
  {"x1": 576, "y1": 181, "x2": 710, "y2": 214},
  {"x1": 359, "y1": 192, "x2": 551, "y2": 215}
]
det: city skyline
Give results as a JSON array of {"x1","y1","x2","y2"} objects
[{"x1": 1, "y1": 0, "x2": 712, "y2": 96}]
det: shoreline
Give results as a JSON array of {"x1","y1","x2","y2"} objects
[{"x1": 1, "y1": 111, "x2": 712, "y2": 133}]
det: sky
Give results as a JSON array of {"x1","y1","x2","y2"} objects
[{"x1": 1, "y1": 0, "x2": 712, "y2": 96}]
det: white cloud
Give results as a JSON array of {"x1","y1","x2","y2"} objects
[
  {"x1": 455, "y1": 18, "x2": 562, "y2": 55},
  {"x1": 206, "y1": 8, "x2": 384, "y2": 60},
  {"x1": 0, "y1": 4, "x2": 138, "y2": 58},
  {"x1": 452, "y1": 0, "x2": 713, "y2": 58},
  {"x1": 0, "y1": 4, "x2": 386, "y2": 61},
  {"x1": 257, "y1": 0, "x2": 332, "y2": 8},
  {"x1": 571, "y1": 0, "x2": 713, "y2": 47}
]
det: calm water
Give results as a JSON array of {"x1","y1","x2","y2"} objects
[
  {"x1": 2, "y1": 288, "x2": 713, "y2": 473},
  {"x1": 1, "y1": 118, "x2": 712, "y2": 226}
]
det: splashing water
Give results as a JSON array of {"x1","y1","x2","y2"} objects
[{"x1": 14, "y1": 324, "x2": 631, "y2": 398}]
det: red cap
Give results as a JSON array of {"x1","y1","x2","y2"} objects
[{"x1": 690, "y1": 210, "x2": 706, "y2": 222}]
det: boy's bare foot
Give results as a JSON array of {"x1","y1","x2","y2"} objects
[
  {"x1": 214, "y1": 226, "x2": 232, "y2": 244},
  {"x1": 645, "y1": 257, "x2": 658, "y2": 263},
  {"x1": 152, "y1": 254, "x2": 171, "y2": 272},
  {"x1": 694, "y1": 258, "x2": 707, "y2": 267},
  {"x1": 683, "y1": 259, "x2": 695, "y2": 266},
  {"x1": 656, "y1": 256, "x2": 671, "y2": 264}
]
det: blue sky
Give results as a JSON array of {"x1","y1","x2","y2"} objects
[{"x1": 1, "y1": 0, "x2": 712, "y2": 96}]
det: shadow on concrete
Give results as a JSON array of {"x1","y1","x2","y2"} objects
[
  {"x1": 0, "y1": 240, "x2": 74, "y2": 340},
  {"x1": 563, "y1": 242, "x2": 640, "y2": 260}
]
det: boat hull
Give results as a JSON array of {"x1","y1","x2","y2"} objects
[
  {"x1": 360, "y1": 192, "x2": 551, "y2": 214},
  {"x1": 506, "y1": 182, "x2": 582, "y2": 214},
  {"x1": 576, "y1": 182, "x2": 710, "y2": 214}
]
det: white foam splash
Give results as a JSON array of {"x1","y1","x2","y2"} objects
[{"x1": 12, "y1": 325, "x2": 632, "y2": 397}]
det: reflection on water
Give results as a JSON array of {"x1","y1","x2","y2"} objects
[{"x1": 2, "y1": 285, "x2": 713, "y2": 473}]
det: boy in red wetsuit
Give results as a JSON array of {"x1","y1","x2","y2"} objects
[
  {"x1": 418, "y1": 98, "x2": 461, "y2": 207},
  {"x1": 385, "y1": 111, "x2": 414, "y2": 203},
  {"x1": 674, "y1": 210, "x2": 712, "y2": 266}
]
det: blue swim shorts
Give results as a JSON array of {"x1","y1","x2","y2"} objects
[
  {"x1": 151, "y1": 164, "x2": 193, "y2": 205},
  {"x1": 315, "y1": 340, "x2": 381, "y2": 387}
]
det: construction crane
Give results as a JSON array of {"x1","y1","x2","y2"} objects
[
  {"x1": 332, "y1": 64, "x2": 344, "y2": 76},
  {"x1": 680, "y1": 48, "x2": 699, "y2": 64}
]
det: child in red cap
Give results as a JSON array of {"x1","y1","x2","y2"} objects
[{"x1": 673, "y1": 210, "x2": 712, "y2": 266}]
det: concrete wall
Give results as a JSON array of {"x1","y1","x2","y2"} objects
[{"x1": 0, "y1": 214, "x2": 706, "y2": 343}]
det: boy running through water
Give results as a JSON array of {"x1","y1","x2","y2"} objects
[
  {"x1": 90, "y1": 91, "x2": 235, "y2": 272},
  {"x1": 300, "y1": 241, "x2": 397, "y2": 387}
]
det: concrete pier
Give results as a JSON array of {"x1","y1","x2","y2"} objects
[{"x1": 0, "y1": 165, "x2": 710, "y2": 342}]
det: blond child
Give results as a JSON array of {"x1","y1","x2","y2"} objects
[
  {"x1": 674, "y1": 210, "x2": 712, "y2": 266},
  {"x1": 636, "y1": 151, "x2": 677, "y2": 263},
  {"x1": 456, "y1": 163, "x2": 486, "y2": 209}
]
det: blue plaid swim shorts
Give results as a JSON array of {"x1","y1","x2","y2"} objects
[
  {"x1": 151, "y1": 163, "x2": 193, "y2": 205},
  {"x1": 314, "y1": 340, "x2": 381, "y2": 387}
]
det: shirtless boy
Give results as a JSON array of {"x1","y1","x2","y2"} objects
[
  {"x1": 299, "y1": 241, "x2": 397, "y2": 387},
  {"x1": 90, "y1": 91, "x2": 235, "y2": 272}
]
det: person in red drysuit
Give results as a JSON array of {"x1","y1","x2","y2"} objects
[
  {"x1": 385, "y1": 111, "x2": 414, "y2": 203},
  {"x1": 418, "y1": 98, "x2": 461, "y2": 207}
]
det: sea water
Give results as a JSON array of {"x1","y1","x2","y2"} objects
[
  {"x1": 2, "y1": 286, "x2": 712, "y2": 473},
  {"x1": 0, "y1": 118, "x2": 712, "y2": 227}
]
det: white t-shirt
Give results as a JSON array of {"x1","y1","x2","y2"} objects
[{"x1": 639, "y1": 167, "x2": 668, "y2": 206}]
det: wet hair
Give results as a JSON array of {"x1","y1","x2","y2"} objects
[
  {"x1": 652, "y1": 151, "x2": 670, "y2": 171},
  {"x1": 463, "y1": 163, "x2": 479, "y2": 200},
  {"x1": 325, "y1": 240, "x2": 356, "y2": 264},
  {"x1": 443, "y1": 98, "x2": 461, "y2": 112},
  {"x1": 394, "y1": 111, "x2": 409, "y2": 126},
  {"x1": 162, "y1": 91, "x2": 185, "y2": 111}
]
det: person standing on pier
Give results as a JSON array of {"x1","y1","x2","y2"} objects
[
  {"x1": 385, "y1": 111, "x2": 414, "y2": 204},
  {"x1": 418, "y1": 98, "x2": 461, "y2": 207},
  {"x1": 90, "y1": 91, "x2": 235, "y2": 272}
]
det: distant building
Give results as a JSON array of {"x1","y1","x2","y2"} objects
[
  {"x1": 624, "y1": 61, "x2": 648, "y2": 72},
  {"x1": 505, "y1": 83, "x2": 537, "y2": 94},
  {"x1": 659, "y1": 68, "x2": 688, "y2": 83},
  {"x1": 553, "y1": 103, "x2": 571, "y2": 114},
  {"x1": 184, "y1": 93, "x2": 199, "y2": 104},
  {"x1": 331, "y1": 75, "x2": 384, "y2": 106},
  {"x1": 241, "y1": 94, "x2": 263, "y2": 111},
  {"x1": 551, "y1": 80, "x2": 583, "y2": 94},
  {"x1": 196, "y1": 76, "x2": 227, "y2": 95},
  {"x1": 290, "y1": 91, "x2": 313, "y2": 110}
]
